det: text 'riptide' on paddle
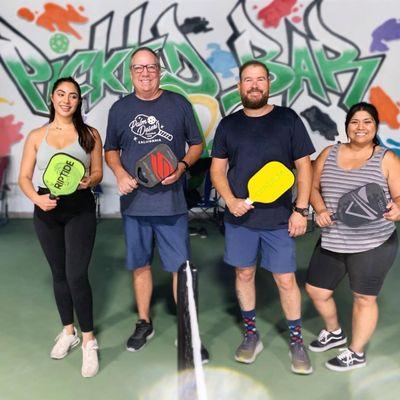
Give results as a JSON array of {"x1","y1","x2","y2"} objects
[
  {"x1": 245, "y1": 161, "x2": 295, "y2": 205},
  {"x1": 332, "y1": 182, "x2": 388, "y2": 227},
  {"x1": 134, "y1": 143, "x2": 178, "y2": 188},
  {"x1": 43, "y1": 153, "x2": 86, "y2": 199}
]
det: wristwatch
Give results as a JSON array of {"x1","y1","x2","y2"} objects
[
  {"x1": 293, "y1": 204, "x2": 309, "y2": 217},
  {"x1": 178, "y1": 160, "x2": 189, "y2": 171}
]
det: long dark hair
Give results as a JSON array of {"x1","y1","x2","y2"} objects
[
  {"x1": 345, "y1": 102, "x2": 380, "y2": 146},
  {"x1": 49, "y1": 76, "x2": 95, "y2": 153}
]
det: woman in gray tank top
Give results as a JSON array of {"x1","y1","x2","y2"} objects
[
  {"x1": 305, "y1": 102, "x2": 400, "y2": 372},
  {"x1": 18, "y1": 77, "x2": 103, "y2": 378}
]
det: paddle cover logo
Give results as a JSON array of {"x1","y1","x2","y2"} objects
[
  {"x1": 135, "y1": 144, "x2": 178, "y2": 187},
  {"x1": 335, "y1": 183, "x2": 388, "y2": 227},
  {"x1": 43, "y1": 153, "x2": 85, "y2": 197}
]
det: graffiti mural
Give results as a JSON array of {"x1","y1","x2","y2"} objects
[{"x1": 1, "y1": 0, "x2": 399, "y2": 214}]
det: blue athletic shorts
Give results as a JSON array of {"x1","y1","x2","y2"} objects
[
  {"x1": 123, "y1": 214, "x2": 190, "y2": 272},
  {"x1": 224, "y1": 223, "x2": 296, "y2": 273}
]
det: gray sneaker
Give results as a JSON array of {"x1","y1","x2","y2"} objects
[
  {"x1": 234, "y1": 333, "x2": 264, "y2": 364},
  {"x1": 289, "y1": 342, "x2": 313, "y2": 374}
]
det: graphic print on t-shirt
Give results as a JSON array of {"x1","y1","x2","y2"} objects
[{"x1": 129, "y1": 114, "x2": 173, "y2": 144}]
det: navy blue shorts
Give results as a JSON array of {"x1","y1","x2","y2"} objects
[
  {"x1": 224, "y1": 223, "x2": 296, "y2": 273},
  {"x1": 123, "y1": 214, "x2": 190, "y2": 272}
]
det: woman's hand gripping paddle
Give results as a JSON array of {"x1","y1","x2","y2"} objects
[
  {"x1": 43, "y1": 153, "x2": 86, "y2": 199},
  {"x1": 245, "y1": 161, "x2": 295, "y2": 205}
]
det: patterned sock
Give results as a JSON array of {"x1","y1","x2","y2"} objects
[
  {"x1": 241, "y1": 309, "x2": 257, "y2": 336},
  {"x1": 287, "y1": 318, "x2": 303, "y2": 344}
]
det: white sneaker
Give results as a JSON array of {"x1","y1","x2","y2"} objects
[
  {"x1": 50, "y1": 327, "x2": 80, "y2": 359},
  {"x1": 81, "y1": 339, "x2": 99, "y2": 378}
]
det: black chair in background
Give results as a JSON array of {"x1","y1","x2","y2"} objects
[{"x1": 185, "y1": 157, "x2": 224, "y2": 236}]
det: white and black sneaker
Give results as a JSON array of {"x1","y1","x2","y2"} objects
[
  {"x1": 308, "y1": 329, "x2": 347, "y2": 352},
  {"x1": 325, "y1": 348, "x2": 366, "y2": 371}
]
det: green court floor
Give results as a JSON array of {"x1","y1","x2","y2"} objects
[{"x1": 1, "y1": 219, "x2": 399, "y2": 400}]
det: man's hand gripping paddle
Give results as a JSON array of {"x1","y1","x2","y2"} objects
[
  {"x1": 43, "y1": 153, "x2": 86, "y2": 199},
  {"x1": 245, "y1": 161, "x2": 295, "y2": 205},
  {"x1": 332, "y1": 182, "x2": 388, "y2": 227},
  {"x1": 134, "y1": 143, "x2": 178, "y2": 188}
]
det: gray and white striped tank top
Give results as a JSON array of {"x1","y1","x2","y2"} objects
[{"x1": 320, "y1": 144, "x2": 395, "y2": 253}]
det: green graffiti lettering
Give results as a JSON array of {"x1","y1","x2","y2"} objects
[
  {"x1": 46, "y1": 51, "x2": 98, "y2": 101},
  {"x1": 161, "y1": 43, "x2": 219, "y2": 97},
  {"x1": 221, "y1": 89, "x2": 241, "y2": 115},
  {"x1": 88, "y1": 49, "x2": 132, "y2": 106},
  {"x1": 4, "y1": 59, "x2": 51, "y2": 115},
  {"x1": 288, "y1": 47, "x2": 328, "y2": 106},
  {"x1": 315, "y1": 49, "x2": 383, "y2": 109}
]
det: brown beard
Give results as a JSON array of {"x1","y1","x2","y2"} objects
[{"x1": 241, "y1": 90, "x2": 269, "y2": 109}]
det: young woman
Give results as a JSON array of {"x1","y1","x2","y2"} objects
[
  {"x1": 305, "y1": 102, "x2": 400, "y2": 371},
  {"x1": 19, "y1": 77, "x2": 103, "y2": 378}
]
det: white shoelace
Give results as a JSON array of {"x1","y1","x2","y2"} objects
[
  {"x1": 317, "y1": 329, "x2": 330, "y2": 343},
  {"x1": 337, "y1": 348, "x2": 354, "y2": 365}
]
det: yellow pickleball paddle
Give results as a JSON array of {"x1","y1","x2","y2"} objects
[{"x1": 245, "y1": 161, "x2": 295, "y2": 205}]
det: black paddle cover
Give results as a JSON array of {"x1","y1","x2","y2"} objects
[
  {"x1": 134, "y1": 144, "x2": 178, "y2": 188},
  {"x1": 333, "y1": 183, "x2": 388, "y2": 227}
]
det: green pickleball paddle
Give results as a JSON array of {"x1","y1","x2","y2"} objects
[{"x1": 43, "y1": 153, "x2": 85, "y2": 199}]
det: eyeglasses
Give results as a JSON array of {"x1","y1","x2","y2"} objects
[{"x1": 130, "y1": 64, "x2": 159, "y2": 74}]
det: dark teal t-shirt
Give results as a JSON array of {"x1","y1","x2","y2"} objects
[{"x1": 105, "y1": 90, "x2": 203, "y2": 216}]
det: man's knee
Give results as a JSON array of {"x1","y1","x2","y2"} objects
[
  {"x1": 236, "y1": 267, "x2": 256, "y2": 283},
  {"x1": 273, "y1": 272, "x2": 298, "y2": 292}
]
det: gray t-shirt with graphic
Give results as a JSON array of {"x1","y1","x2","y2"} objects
[{"x1": 104, "y1": 90, "x2": 202, "y2": 216}]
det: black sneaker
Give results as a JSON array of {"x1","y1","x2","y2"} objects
[
  {"x1": 201, "y1": 344, "x2": 210, "y2": 364},
  {"x1": 126, "y1": 319, "x2": 155, "y2": 352},
  {"x1": 189, "y1": 227, "x2": 199, "y2": 236},
  {"x1": 198, "y1": 228, "x2": 208, "y2": 239},
  {"x1": 325, "y1": 348, "x2": 366, "y2": 371},
  {"x1": 308, "y1": 329, "x2": 347, "y2": 352}
]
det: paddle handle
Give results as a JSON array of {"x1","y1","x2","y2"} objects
[
  {"x1": 245, "y1": 198, "x2": 253, "y2": 205},
  {"x1": 49, "y1": 193, "x2": 57, "y2": 200}
]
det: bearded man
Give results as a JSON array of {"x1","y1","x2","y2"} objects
[{"x1": 210, "y1": 60, "x2": 315, "y2": 374}]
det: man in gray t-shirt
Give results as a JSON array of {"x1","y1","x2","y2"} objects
[{"x1": 105, "y1": 47, "x2": 203, "y2": 353}]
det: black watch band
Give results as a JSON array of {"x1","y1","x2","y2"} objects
[
  {"x1": 179, "y1": 160, "x2": 189, "y2": 171},
  {"x1": 293, "y1": 204, "x2": 309, "y2": 217}
]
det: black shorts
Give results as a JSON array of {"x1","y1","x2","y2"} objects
[{"x1": 306, "y1": 230, "x2": 398, "y2": 296}]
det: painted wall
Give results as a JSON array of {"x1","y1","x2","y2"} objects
[{"x1": 1, "y1": 0, "x2": 399, "y2": 215}]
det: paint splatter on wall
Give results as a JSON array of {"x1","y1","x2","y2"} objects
[
  {"x1": 0, "y1": 115, "x2": 24, "y2": 157},
  {"x1": 369, "y1": 87, "x2": 400, "y2": 129},
  {"x1": 257, "y1": 0, "x2": 299, "y2": 28},
  {"x1": 370, "y1": 18, "x2": 400, "y2": 52},
  {"x1": 17, "y1": 3, "x2": 88, "y2": 39},
  {"x1": 180, "y1": 17, "x2": 213, "y2": 34},
  {"x1": 206, "y1": 43, "x2": 237, "y2": 78},
  {"x1": 301, "y1": 106, "x2": 338, "y2": 141}
]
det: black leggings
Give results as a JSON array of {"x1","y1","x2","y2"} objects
[{"x1": 33, "y1": 188, "x2": 96, "y2": 332}]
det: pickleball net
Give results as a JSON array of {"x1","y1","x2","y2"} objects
[{"x1": 177, "y1": 261, "x2": 208, "y2": 400}]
